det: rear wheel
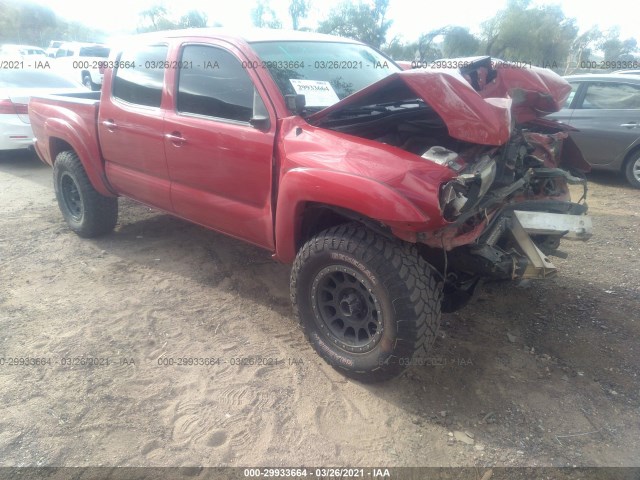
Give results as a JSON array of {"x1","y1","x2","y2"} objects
[
  {"x1": 53, "y1": 150, "x2": 118, "y2": 237},
  {"x1": 624, "y1": 151, "x2": 640, "y2": 189},
  {"x1": 291, "y1": 223, "x2": 442, "y2": 382}
]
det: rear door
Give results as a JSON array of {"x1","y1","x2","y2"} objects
[
  {"x1": 562, "y1": 80, "x2": 640, "y2": 167},
  {"x1": 98, "y1": 44, "x2": 173, "y2": 211},
  {"x1": 163, "y1": 41, "x2": 277, "y2": 249}
]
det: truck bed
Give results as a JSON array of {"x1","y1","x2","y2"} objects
[{"x1": 29, "y1": 91, "x2": 111, "y2": 195}]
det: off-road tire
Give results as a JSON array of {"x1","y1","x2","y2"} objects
[
  {"x1": 291, "y1": 223, "x2": 442, "y2": 382},
  {"x1": 624, "y1": 151, "x2": 640, "y2": 189},
  {"x1": 53, "y1": 150, "x2": 118, "y2": 237}
]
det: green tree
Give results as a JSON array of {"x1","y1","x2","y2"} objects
[
  {"x1": 480, "y1": 0, "x2": 578, "y2": 68},
  {"x1": 441, "y1": 26, "x2": 480, "y2": 58},
  {"x1": 383, "y1": 36, "x2": 418, "y2": 60},
  {"x1": 0, "y1": 1, "x2": 19, "y2": 43},
  {"x1": 0, "y1": 0, "x2": 106, "y2": 47},
  {"x1": 138, "y1": 4, "x2": 177, "y2": 32},
  {"x1": 564, "y1": 26, "x2": 601, "y2": 74},
  {"x1": 317, "y1": 0, "x2": 392, "y2": 48},
  {"x1": 179, "y1": 10, "x2": 208, "y2": 28},
  {"x1": 17, "y1": 2, "x2": 57, "y2": 45},
  {"x1": 251, "y1": 0, "x2": 282, "y2": 29},
  {"x1": 63, "y1": 20, "x2": 106, "y2": 43},
  {"x1": 416, "y1": 27, "x2": 448, "y2": 62},
  {"x1": 599, "y1": 27, "x2": 638, "y2": 62},
  {"x1": 289, "y1": 0, "x2": 310, "y2": 30}
]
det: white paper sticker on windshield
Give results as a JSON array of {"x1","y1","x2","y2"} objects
[{"x1": 289, "y1": 79, "x2": 340, "y2": 107}]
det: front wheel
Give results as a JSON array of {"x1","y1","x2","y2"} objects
[
  {"x1": 291, "y1": 224, "x2": 442, "y2": 382},
  {"x1": 53, "y1": 150, "x2": 118, "y2": 237},
  {"x1": 624, "y1": 151, "x2": 640, "y2": 189}
]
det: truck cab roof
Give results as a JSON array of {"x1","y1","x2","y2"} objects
[{"x1": 123, "y1": 27, "x2": 363, "y2": 45}]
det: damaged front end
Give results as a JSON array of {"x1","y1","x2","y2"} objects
[
  {"x1": 308, "y1": 57, "x2": 592, "y2": 310},
  {"x1": 419, "y1": 123, "x2": 592, "y2": 311},
  {"x1": 433, "y1": 123, "x2": 591, "y2": 271}
]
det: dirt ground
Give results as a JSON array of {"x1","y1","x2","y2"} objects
[{"x1": 1, "y1": 150, "x2": 639, "y2": 469}]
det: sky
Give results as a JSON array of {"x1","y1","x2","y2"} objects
[{"x1": 32, "y1": 0, "x2": 639, "y2": 45}]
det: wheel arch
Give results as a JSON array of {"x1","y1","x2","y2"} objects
[
  {"x1": 45, "y1": 119, "x2": 115, "y2": 197},
  {"x1": 622, "y1": 144, "x2": 640, "y2": 187},
  {"x1": 622, "y1": 143, "x2": 640, "y2": 170},
  {"x1": 297, "y1": 203, "x2": 397, "y2": 251},
  {"x1": 274, "y1": 168, "x2": 431, "y2": 263}
]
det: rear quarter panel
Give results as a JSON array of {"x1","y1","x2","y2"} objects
[{"x1": 30, "y1": 93, "x2": 114, "y2": 196}]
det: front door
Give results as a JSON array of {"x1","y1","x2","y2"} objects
[
  {"x1": 163, "y1": 42, "x2": 276, "y2": 249},
  {"x1": 563, "y1": 81, "x2": 640, "y2": 167}
]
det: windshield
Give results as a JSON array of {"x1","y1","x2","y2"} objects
[{"x1": 250, "y1": 41, "x2": 399, "y2": 109}]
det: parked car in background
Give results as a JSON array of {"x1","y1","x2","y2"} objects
[
  {"x1": 0, "y1": 69, "x2": 87, "y2": 151},
  {"x1": 547, "y1": 74, "x2": 640, "y2": 188},
  {"x1": 46, "y1": 40, "x2": 64, "y2": 58},
  {"x1": 0, "y1": 44, "x2": 47, "y2": 61},
  {"x1": 53, "y1": 42, "x2": 110, "y2": 90}
]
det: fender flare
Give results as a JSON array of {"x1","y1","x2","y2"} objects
[
  {"x1": 45, "y1": 117, "x2": 115, "y2": 197},
  {"x1": 274, "y1": 168, "x2": 430, "y2": 262}
]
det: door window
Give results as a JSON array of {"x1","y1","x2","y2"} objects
[
  {"x1": 580, "y1": 82, "x2": 640, "y2": 109},
  {"x1": 564, "y1": 82, "x2": 578, "y2": 108},
  {"x1": 112, "y1": 45, "x2": 168, "y2": 108},
  {"x1": 176, "y1": 45, "x2": 265, "y2": 123}
]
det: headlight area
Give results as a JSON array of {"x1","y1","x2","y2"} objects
[
  {"x1": 439, "y1": 155, "x2": 497, "y2": 221},
  {"x1": 425, "y1": 158, "x2": 592, "y2": 299}
]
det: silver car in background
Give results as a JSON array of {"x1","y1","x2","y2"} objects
[
  {"x1": 0, "y1": 69, "x2": 87, "y2": 151},
  {"x1": 548, "y1": 73, "x2": 640, "y2": 188}
]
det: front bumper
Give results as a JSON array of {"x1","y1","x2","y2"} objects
[
  {"x1": 514, "y1": 210, "x2": 592, "y2": 241},
  {"x1": 511, "y1": 210, "x2": 592, "y2": 278},
  {"x1": 445, "y1": 207, "x2": 592, "y2": 281}
]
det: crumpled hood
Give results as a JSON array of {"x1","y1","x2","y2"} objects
[
  {"x1": 308, "y1": 57, "x2": 571, "y2": 147},
  {"x1": 479, "y1": 60, "x2": 572, "y2": 122}
]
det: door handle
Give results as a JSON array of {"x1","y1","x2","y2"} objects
[
  {"x1": 102, "y1": 119, "x2": 117, "y2": 130},
  {"x1": 165, "y1": 132, "x2": 186, "y2": 146},
  {"x1": 620, "y1": 122, "x2": 638, "y2": 128}
]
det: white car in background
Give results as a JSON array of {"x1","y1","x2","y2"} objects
[
  {"x1": 0, "y1": 69, "x2": 88, "y2": 151},
  {"x1": 53, "y1": 42, "x2": 110, "y2": 90},
  {"x1": 0, "y1": 44, "x2": 47, "y2": 61},
  {"x1": 46, "y1": 40, "x2": 64, "y2": 58}
]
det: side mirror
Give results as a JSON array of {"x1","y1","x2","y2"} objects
[
  {"x1": 249, "y1": 115, "x2": 270, "y2": 131},
  {"x1": 285, "y1": 94, "x2": 306, "y2": 115}
]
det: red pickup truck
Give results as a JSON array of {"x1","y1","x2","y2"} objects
[{"x1": 30, "y1": 29, "x2": 592, "y2": 382}]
